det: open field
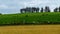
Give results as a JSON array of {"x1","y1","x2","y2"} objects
[
  {"x1": 1, "y1": 12, "x2": 60, "y2": 25},
  {"x1": 0, "y1": 25, "x2": 60, "y2": 34}
]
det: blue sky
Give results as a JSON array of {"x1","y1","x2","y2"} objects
[{"x1": 0, "y1": 0, "x2": 60, "y2": 14}]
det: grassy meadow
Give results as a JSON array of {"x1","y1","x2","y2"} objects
[
  {"x1": 0, "y1": 12, "x2": 60, "y2": 25},
  {"x1": 0, "y1": 25, "x2": 60, "y2": 34}
]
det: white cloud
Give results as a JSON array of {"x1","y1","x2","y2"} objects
[
  {"x1": 0, "y1": 0, "x2": 60, "y2": 14},
  {"x1": 0, "y1": 4, "x2": 8, "y2": 9},
  {"x1": 0, "y1": 4, "x2": 17, "y2": 9}
]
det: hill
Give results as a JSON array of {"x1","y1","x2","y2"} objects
[{"x1": 0, "y1": 12, "x2": 60, "y2": 25}]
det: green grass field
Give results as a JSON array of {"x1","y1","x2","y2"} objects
[{"x1": 0, "y1": 12, "x2": 60, "y2": 25}]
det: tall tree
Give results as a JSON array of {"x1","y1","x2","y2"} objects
[
  {"x1": 32, "y1": 7, "x2": 36, "y2": 13},
  {"x1": 40, "y1": 7, "x2": 43, "y2": 12},
  {"x1": 36, "y1": 7, "x2": 39, "y2": 13},
  {"x1": 26, "y1": 7, "x2": 32, "y2": 13},
  {"x1": 54, "y1": 7, "x2": 58, "y2": 12},
  {"x1": 59, "y1": 7, "x2": 60, "y2": 12},
  {"x1": 45, "y1": 6, "x2": 50, "y2": 12}
]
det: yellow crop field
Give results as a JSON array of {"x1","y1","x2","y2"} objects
[{"x1": 0, "y1": 25, "x2": 60, "y2": 34}]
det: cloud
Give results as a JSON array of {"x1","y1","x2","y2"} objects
[
  {"x1": 0, "y1": 0, "x2": 60, "y2": 14},
  {"x1": 0, "y1": 4, "x2": 8, "y2": 9}
]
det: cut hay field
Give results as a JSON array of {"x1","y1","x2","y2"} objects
[{"x1": 0, "y1": 25, "x2": 60, "y2": 34}]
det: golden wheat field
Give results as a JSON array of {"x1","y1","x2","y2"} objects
[{"x1": 0, "y1": 25, "x2": 60, "y2": 34}]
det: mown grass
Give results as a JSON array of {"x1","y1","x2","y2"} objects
[{"x1": 0, "y1": 12, "x2": 60, "y2": 25}]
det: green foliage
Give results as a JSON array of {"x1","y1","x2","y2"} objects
[{"x1": 0, "y1": 12, "x2": 60, "y2": 25}]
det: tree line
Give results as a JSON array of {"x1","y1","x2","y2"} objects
[{"x1": 20, "y1": 6, "x2": 60, "y2": 13}]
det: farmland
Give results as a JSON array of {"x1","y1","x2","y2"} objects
[{"x1": 0, "y1": 25, "x2": 60, "y2": 34}]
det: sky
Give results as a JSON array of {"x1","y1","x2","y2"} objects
[{"x1": 0, "y1": 0, "x2": 60, "y2": 14}]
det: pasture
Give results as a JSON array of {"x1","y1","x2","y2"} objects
[{"x1": 0, "y1": 25, "x2": 60, "y2": 34}]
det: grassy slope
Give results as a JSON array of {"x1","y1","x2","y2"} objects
[{"x1": 0, "y1": 12, "x2": 60, "y2": 25}]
